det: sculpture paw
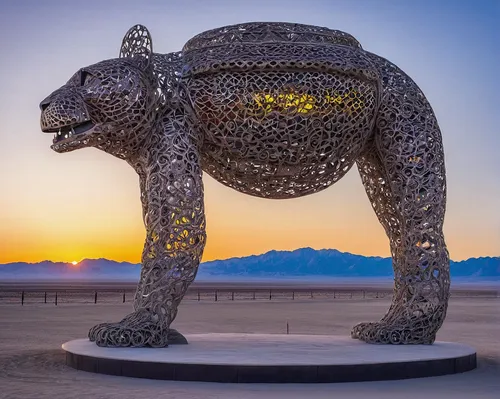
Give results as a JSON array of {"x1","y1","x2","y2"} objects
[
  {"x1": 88, "y1": 310, "x2": 187, "y2": 347},
  {"x1": 351, "y1": 321, "x2": 435, "y2": 345}
]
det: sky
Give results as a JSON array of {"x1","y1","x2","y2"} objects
[{"x1": 0, "y1": 0, "x2": 498, "y2": 264}]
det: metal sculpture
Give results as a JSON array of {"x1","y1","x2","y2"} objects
[{"x1": 39, "y1": 23, "x2": 450, "y2": 347}]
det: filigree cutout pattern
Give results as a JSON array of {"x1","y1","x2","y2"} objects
[{"x1": 40, "y1": 22, "x2": 450, "y2": 347}]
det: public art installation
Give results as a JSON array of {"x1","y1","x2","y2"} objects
[{"x1": 40, "y1": 23, "x2": 450, "y2": 347}]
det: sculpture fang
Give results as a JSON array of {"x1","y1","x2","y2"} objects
[{"x1": 40, "y1": 23, "x2": 450, "y2": 347}]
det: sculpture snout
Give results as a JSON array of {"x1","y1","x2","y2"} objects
[{"x1": 40, "y1": 89, "x2": 90, "y2": 133}]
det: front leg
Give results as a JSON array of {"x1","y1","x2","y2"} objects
[
  {"x1": 130, "y1": 170, "x2": 150, "y2": 309},
  {"x1": 351, "y1": 59, "x2": 450, "y2": 344},
  {"x1": 89, "y1": 111, "x2": 206, "y2": 347}
]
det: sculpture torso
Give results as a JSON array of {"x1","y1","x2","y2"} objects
[{"x1": 165, "y1": 23, "x2": 381, "y2": 199}]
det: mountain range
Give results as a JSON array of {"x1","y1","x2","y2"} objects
[{"x1": 0, "y1": 248, "x2": 499, "y2": 281}]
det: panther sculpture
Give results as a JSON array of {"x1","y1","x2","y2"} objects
[{"x1": 39, "y1": 23, "x2": 450, "y2": 347}]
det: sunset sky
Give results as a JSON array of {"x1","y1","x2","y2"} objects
[{"x1": 0, "y1": 0, "x2": 498, "y2": 264}]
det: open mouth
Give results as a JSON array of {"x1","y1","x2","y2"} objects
[{"x1": 44, "y1": 120, "x2": 95, "y2": 144}]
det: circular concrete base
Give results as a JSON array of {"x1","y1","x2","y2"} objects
[{"x1": 62, "y1": 334, "x2": 476, "y2": 383}]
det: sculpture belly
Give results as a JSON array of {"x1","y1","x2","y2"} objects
[{"x1": 189, "y1": 70, "x2": 378, "y2": 199}]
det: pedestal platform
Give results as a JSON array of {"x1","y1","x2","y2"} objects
[{"x1": 62, "y1": 334, "x2": 476, "y2": 383}]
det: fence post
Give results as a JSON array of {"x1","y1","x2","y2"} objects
[
  {"x1": 197, "y1": 291, "x2": 200, "y2": 301},
  {"x1": 292, "y1": 291, "x2": 295, "y2": 300},
  {"x1": 94, "y1": 291, "x2": 97, "y2": 304},
  {"x1": 333, "y1": 290, "x2": 336, "y2": 299},
  {"x1": 21, "y1": 291, "x2": 24, "y2": 306},
  {"x1": 123, "y1": 291, "x2": 126, "y2": 303},
  {"x1": 55, "y1": 292, "x2": 58, "y2": 306},
  {"x1": 310, "y1": 291, "x2": 313, "y2": 299},
  {"x1": 44, "y1": 291, "x2": 47, "y2": 304},
  {"x1": 286, "y1": 321, "x2": 289, "y2": 335},
  {"x1": 253, "y1": 291, "x2": 256, "y2": 300},
  {"x1": 350, "y1": 291, "x2": 353, "y2": 299},
  {"x1": 215, "y1": 290, "x2": 218, "y2": 302},
  {"x1": 363, "y1": 290, "x2": 365, "y2": 299},
  {"x1": 232, "y1": 291, "x2": 234, "y2": 301},
  {"x1": 269, "y1": 290, "x2": 272, "y2": 300}
]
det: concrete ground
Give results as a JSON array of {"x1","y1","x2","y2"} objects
[{"x1": 0, "y1": 297, "x2": 499, "y2": 398}]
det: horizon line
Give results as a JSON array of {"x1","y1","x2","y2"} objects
[{"x1": 1, "y1": 246, "x2": 498, "y2": 266}]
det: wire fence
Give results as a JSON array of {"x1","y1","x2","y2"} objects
[{"x1": 1, "y1": 286, "x2": 498, "y2": 306}]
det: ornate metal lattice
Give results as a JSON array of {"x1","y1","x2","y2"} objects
[{"x1": 40, "y1": 23, "x2": 450, "y2": 347}]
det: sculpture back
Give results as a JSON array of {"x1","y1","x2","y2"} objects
[{"x1": 181, "y1": 22, "x2": 380, "y2": 198}]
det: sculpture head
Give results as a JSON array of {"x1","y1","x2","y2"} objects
[{"x1": 39, "y1": 25, "x2": 159, "y2": 159}]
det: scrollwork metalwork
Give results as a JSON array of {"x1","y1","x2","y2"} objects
[{"x1": 40, "y1": 22, "x2": 450, "y2": 347}]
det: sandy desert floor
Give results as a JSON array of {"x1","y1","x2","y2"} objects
[{"x1": 0, "y1": 297, "x2": 499, "y2": 399}]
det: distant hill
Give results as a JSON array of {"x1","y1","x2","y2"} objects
[
  {"x1": 0, "y1": 248, "x2": 498, "y2": 280},
  {"x1": 200, "y1": 248, "x2": 393, "y2": 277},
  {"x1": 0, "y1": 258, "x2": 140, "y2": 280}
]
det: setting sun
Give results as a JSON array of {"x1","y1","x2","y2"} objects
[{"x1": 71, "y1": 261, "x2": 78, "y2": 266}]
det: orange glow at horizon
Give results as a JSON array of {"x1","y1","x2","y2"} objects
[{"x1": 0, "y1": 171, "x2": 497, "y2": 264}]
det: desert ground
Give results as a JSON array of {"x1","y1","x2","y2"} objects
[{"x1": 0, "y1": 293, "x2": 499, "y2": 399}]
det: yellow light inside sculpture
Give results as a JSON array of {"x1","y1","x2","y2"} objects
[
  {"x1": 251, "y1": 89, "x2": 364, "y2": 116},
  {"x1": 174, "y1": 216, "x2": 191, "y2": 225},
  {"x1": 147, "y1": 246, "x2": 156, "y2": 259}
]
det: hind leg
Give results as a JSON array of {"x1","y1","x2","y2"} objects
[{"x1": 351, "y1": 70, "x2": 450, "y2": 344}]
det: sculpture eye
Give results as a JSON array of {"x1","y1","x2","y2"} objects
[{"x1": 80, "y1": 70, "x2": 93, "y2": 86}]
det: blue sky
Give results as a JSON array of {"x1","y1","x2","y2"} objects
[{"x1": 0, "y1": 0, "x2": 498, "y2": 263}]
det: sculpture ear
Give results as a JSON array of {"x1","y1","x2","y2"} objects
[{"x1": 119, "y1": 24, "x2": 153, "y2": 69}]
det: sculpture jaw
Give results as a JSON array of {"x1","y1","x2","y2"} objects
[{"x1": 42, "y1": 120, "x2": 96, "y2": 152}]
